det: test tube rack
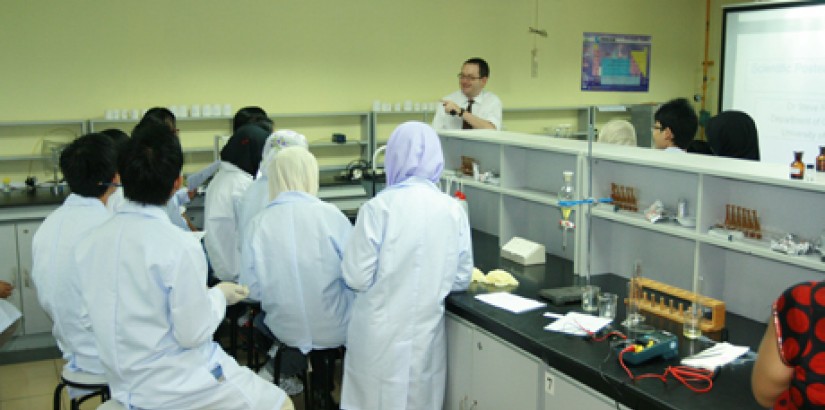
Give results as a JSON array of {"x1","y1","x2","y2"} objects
[
  {"x1": 723, "y1": 204, "x2": 762, "y2": 239},
  {"x1": 625, "y1": 277, "x2": 726, "y2": 332},
  {"x1": 610, "y1": 183, "x2": 638, "y2": 212}
]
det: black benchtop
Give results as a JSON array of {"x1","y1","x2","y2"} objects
[
  {"x1": 447, "y1": 230, "x2": 766, "y2": 410},
  {"x1": 0, "y1": 187, "x2": 68, "y2": 208}
]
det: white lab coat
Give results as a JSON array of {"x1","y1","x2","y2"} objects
[
  {"x1": 165, "y1": 187, "x2": 192, "y2": 231},
  {"x1": 75, "y1": 201, "x2": 286, "y2": 410},
  {"x1": 204, "y1": 162, "x2": 253, "y2": 281},
  {"x1": 31, "y1": 193, "x2": 110, "y2": 374},
  {"x1": 340, "y1": 177, "x2": 473, "y2": 410},
  {"x1": 106, "y1": 187, "x2": 125, "y2": 213},
  {"x1": 240, "y1": 191, "x2": 353, "y2": 354},
  {"x1": 237, "y1": 176, "x2": 269, "y2": 246}
]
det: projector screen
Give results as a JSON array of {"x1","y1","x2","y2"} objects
[{"x1": 721, "y1": 2, "x2": 825, "y2": 166}]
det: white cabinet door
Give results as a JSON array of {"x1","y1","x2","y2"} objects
[
  {"x1": 472, "y1": 329, "x2": 540, "y2": 410},
  {"x1": 16, "y1": 221, "x2": 51, "y2": 335},
  {"x1": 0, "y1": 223, "x2": 22, "y2": 336},
  {"x1": 445, "y1": 315, "x2": 475, "y2": 410},
  {"x1": 543, "y1": 366, "x2": 615, "y2": 410}
]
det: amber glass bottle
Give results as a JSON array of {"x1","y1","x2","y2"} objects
[
  {"x1": 816, "y1": 146, "x2": 825, "y2": 172},
  {"x1": 791, "y1": 151, "x2": 804, "y2": 180}
]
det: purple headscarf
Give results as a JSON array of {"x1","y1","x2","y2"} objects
[{"x1": 385, "y1": 121, "x2": 444, "y2": 186}]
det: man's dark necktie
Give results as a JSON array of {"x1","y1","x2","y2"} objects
[{"x1": 462, "y1": 99, "x2": 475, "y2": 129}]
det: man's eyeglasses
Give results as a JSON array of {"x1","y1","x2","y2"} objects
[
  {"x1": 457, "y1": 74, "x2": 482, "y2": 81},
  {"x1": 652, "y1": 125, "x2": 664, "y2": 131}
]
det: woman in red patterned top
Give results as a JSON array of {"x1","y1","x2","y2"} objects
[{"x1": 753, "y1": 281, "x2": 825, "y2": 409}]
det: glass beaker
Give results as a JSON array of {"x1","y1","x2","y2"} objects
[
  {"x1": 581, "y1": 285, "x2": 599, "y2": 313},
  {"x1": 683, "y1": 303, "x2": 703, "y2": 339}
]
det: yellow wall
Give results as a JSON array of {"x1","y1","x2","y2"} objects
[{"x1": 0, "y1": 0, "x2": 705, "y2": 121}]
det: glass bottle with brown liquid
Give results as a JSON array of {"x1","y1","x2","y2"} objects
[
  {"x1": 791, "y1": 151, "x2": 804, "y2": 180},
  {"x1": 817, "y1": 146, "x2": 825, "y2": 173}
]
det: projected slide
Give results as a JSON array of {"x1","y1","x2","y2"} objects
[
  {"x1": 722, "y1": 4, "x2": 825, "y2": 165},
  {"x1": 581, "y1": 32, "x2": 651, "y2": 92}
]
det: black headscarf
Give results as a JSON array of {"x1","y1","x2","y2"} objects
[
  {"x1": 220, "y1": 124, "x2": 269, "y2": 177},
  {"x1": 706, "y1": 111, "x2": 760, "y2": 161}
]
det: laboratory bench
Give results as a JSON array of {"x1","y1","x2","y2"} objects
[
  {"x1": 0, "y1": 187, "x2": 67, "y2": 221},
  {"x1": 445, "y1": 230, "x2": 765, "y2": 410}
]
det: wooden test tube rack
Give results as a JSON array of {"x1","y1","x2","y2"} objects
[{"x1": 626, "y1": 277, "x2": 726, "y2": 332}]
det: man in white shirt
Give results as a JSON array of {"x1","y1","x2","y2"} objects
[
  {"x1": 32, "y1": 133, "x2": 119, "y2": 381},
  {"x1": 432, "y1": 58, "x2": 502, "y2": 131}
]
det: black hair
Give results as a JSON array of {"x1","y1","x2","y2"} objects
[
  {"x1": 686, "y1": 139, "x2": 713, "y2": 155},
  {"x1": 233, "y1": 106, "x2": 273, "y2": 133},
  {"x1": 464, "y1": 57, "x2": 490, "y2": 78},
  {"x1": 99, "y1": 128, "x2": 130, "y2": 148},
  {"x1": 59, "y1": 133, "x2": 117, "y2": 198},
  {"x1": 135, "y1": 107, "x2": 177, "y2": 134},
  {"x1": 654, "y1": 98, "x2": 699, "y2": 150},
  {"x1": 119, "y1": 121, "x2": 183, "y2": 206}
]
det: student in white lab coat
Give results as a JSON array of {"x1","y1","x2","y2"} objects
[
  {"x1": 340, "y1": 121, "x2": 473, "y2": 410},
  {"x1": 237, "y1": 129, "x2": 308, "y2": 242},
  {"x1": 240, "y1": 146, "x2": 353, "y2": 409},
  {"x1": 204, "y1": 124, "x2": 269, "y2": 281},
  {"x1": 133, "y1": 108, "x2": 197, "y2": 231},
  {"x1": 75, "y1": 122, "x2": 292, "y2": 410},
  {"x1": 32, "y1": 133, "x2": 119, "y2": 382}
]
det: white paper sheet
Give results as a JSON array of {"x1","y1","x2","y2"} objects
[
  {"x1": 544, "y1": 311, "x2": 612, "y2": 336},
  {"x1": 474, "y1": 292, "x2": 546, "y2": 314},
  {"x1": 681, "y1": 342, "x2": 750, "y2": 370}
]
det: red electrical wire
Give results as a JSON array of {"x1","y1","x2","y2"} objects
[
  {"x1": 619, "y1": 346, "x2": 715, "y2": 393},
  {"x1": 568, "y1": 320, "x2": 714, "y2": 393},
  {"x1": 574, "y1": 319, "x2": 627, "y2": 342}
]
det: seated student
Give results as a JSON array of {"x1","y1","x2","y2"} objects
[
  {"x1": 74, "y1": 122, "x2": 291, "y2": 410},
  {"x1": 752, "y1": 281, "x2": 822, "y2": 409},
  {"x1": 233, "y1": 106, "x2": 274, "y2": 134},
  {"x1": 237, "y1": 130, "x2": 308, "y2": 242},
  {"x1": 653, "y1": 98, "x2": 699, "y2": 153},
  {"x1": 31, "y1": 133, "x2": 119, "y2": 385},
  {"x1": 240, "y1": 146, "x2": 352, "y2": 409},
  {"x1": 134, "y1": 108, "x2": 195, "y2": 231},
  {"x1": 597, "y1": 119, "x2": 637, "y2": 146},
  {"x1": 100, "y1": 128, "x2": 129, "y2": 213},
  {"x1": 706, "y1": 110, "x2": 760, "y2": 161},
  {"x1": 204, "y1": 124, "x2": 269, "y2": 282},
  {"x1": 0, "y1": 280, "x2": 21, "y2": 349}
]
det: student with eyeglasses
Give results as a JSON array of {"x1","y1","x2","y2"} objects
[
  {"x1": 432, "y1": 57, "x2": 502, "y2": 130},
  {"x1": 652, "y1": 98, "x2": 699, "y2": 153}
]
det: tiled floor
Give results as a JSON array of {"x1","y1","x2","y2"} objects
[
  {"x1": 0, "y1": 356, "x2": 341, "y2": 410},
  {"x1": 0, "y1": 358, "x2": 103, "y2": 410}
]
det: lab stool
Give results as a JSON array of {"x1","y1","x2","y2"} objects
[
  {"x1": 272, "y1": 345, "x2": 311, "y2": 407},
  {"x1": 53, "y1": 368, "x2": 110, "y2": 410},
  {"x1": 223, "y1": 299, "x2": 261, "y2": 365},
  {"x1": 96, "y1": 400, "x2": 126, "y2": 410},
  {"x1": 272, "y1": 344, "x2": 344, "y2": 410}
]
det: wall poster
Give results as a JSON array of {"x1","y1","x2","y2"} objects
[{"x1": 581, "y1": 32, "x2": 651, "y2": 92}]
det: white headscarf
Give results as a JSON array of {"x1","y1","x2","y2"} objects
[
  {"x1": 259, "y1": 130, "x2": 308, "y2": 179},
  {"x1": 267, "y1": 146, "x2": 319, "y2": 200},
  {"x1": 597, "y1": 119, "x2": 637, "y2": 146}
]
